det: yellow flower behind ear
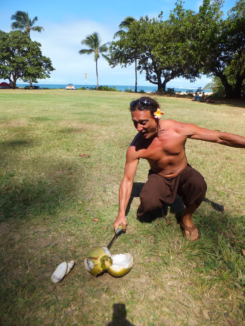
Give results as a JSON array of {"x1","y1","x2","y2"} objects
[{"x1": 153, "y1": 108, "x2": 164, "y2": 119}]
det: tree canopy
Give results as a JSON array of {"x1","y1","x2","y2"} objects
[
  {"x1": 106, "y1": 0, "x2": 245, "y2": 98},
  {"x1": 194, "y1": 0, "x2": 245, "y2": 98},
  {"x1": 11, "y1": 11, "x2": 44, "y2": 36},
  {"x1": 0, "y1": 31, "x2": 54, "y2": 88}
]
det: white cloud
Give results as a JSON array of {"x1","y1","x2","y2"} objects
[{"x1": 30, "y1": 19, "x2": 119, "y2": 84}]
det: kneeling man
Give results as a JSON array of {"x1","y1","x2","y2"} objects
[{"x1": 113, "y1": 97, "x2": 245, "y2": 240}]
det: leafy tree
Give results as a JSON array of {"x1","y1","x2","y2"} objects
[
  {"x1": 0, "y1": 30, "x2": 6, "y2": 38},
  {"x1": 11, "y1": 11, "x2": 44, "y2": 87},
  {"x1": 108, "y1": 4, "x2": 201, "y2": 92},
  {"x1": 79, "y1": 32, "x2": 109, "y2": 90},
  {"x1": 204, "y1": 77, "x2": 225, "y2": 97},
  {"x1": 194, "y1": 0, "x2": 245, "y2": 98},
  {"x1": 205, "y1": 75, "x2": 245, "y2": 98},
  {"x1": 11, "y1": 11, "x2": 44, "y2": 36},
  {"x1": 0, "y1": 31, "x2": 55, "y2": 88},
  {"x1": 123, "y1": 10, "x2": 200, "y2": 92}
]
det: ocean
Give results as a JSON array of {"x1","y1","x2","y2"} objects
[{"x1": 17, "y1": 84, "x2": 209, "y2": 93}]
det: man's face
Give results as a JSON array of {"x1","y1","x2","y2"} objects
[{"x1": 131, "y1": 109, "x2": 158, "y2": 139}]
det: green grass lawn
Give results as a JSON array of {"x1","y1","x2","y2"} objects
[{"x1": 0, "y1": 89, "x2": 245, "y2": 325}]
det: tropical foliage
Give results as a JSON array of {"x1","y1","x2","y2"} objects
[
  {"x1": 106, "y1": 0, "x2": 245, "y2": 98},
  {"x1": 79, "y1": 32, "x2": 109, "y2": 90},
  {"x1": 11, "y1": 11, "x2": 44, "y2": 36},
  {"x1": 196, "y1": 0, "x2": 245, "y2": 98},
  {"x1": 0, "y1": 31, "x2": 54, "y2": 88}
]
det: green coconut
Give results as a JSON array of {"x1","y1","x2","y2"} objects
[{"x1": 84, "y1": 247, "x2": 113, "y2": 276}]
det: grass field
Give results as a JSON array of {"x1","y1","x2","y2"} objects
[{"x1": 0, "y1": 89, "x2": 245, "y2": 326}]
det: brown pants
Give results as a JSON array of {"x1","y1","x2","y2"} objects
[{"x1": 140, "y1": 165, "x2": 207, "y2": 214}]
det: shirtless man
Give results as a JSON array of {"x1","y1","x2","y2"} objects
[{"x1": 113, "y1": 97, "x2": 245, "y2": 240}]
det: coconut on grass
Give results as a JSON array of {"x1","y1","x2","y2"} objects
[{"x1": 84, "y1": 247, "x2": 133, "y2": 277}]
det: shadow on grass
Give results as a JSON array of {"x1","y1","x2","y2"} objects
[
  {"x1": 107, "y1": 304, "x2": 136, "y2": 326},
  {"x1": 0, "y1": 140, "x2": 32, "y2": 148},
  {"x1": 0, "y1": 165, "x2": 82, "y2": 221},
  {"x1": 29, "y1": 116, "x2": 59, "y2": 121},
  {"x1": 214, "y1": 98, "x2": 245, "y2": 108},
  {"x1": 59, "y1": 127, "x2": 85, "y2": 133}
]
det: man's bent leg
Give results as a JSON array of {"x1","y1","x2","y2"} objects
[
  {"x1": 138, "y1": 172, "x2": 175, "y2": 218},
  {"x1": 178, "y1": 166, "x2": 207, "y2": 241}
]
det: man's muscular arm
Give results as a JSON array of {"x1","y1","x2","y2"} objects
[
  {"x1": 113, "y1": 147, "x2": 139, "y2": 232},
  {"x1": 176, "y1": 122, "x2": 245, "y2": 148}
]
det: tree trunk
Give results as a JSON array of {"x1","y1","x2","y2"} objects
[
  {"x1": 158, "y1": 79, "x2": 167, "y2": 92},
  {"x1": 9, "y1": 75, "x2": 16, "y2": 88},
  {"x1": 219, "y1": 74, "x2": 234, "y2": 99},
  {"x1": 30, "y1": 79, "x2": 33, "y2": 88},
  {"x1": 224, "y1": 83, "x2": 235, "y2": 99},
  {"x1": 233, "y1": 77, "x2": 243, "y2": 99},
  {"x1": 134, "y1": 58, "x2": 137, "y2": 92},
  {"x1": 96, "y1": 59, "x2": 99, "y2": 90}
]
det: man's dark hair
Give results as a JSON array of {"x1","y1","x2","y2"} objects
[{"x1": 129, "y1": 97, "x2": 160, "y2": 116}]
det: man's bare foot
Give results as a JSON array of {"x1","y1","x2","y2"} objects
[{"x1": 180, "y1": 223, "x2": 199, "y2": 241}]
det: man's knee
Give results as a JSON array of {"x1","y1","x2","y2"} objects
[
  {"x1": 179, "y1": 170, "x2": 207, "y2": 207},
  {"x1": 140, "y1": 191, "x2": 162, "y2": 213},
  {"x1": 189, "y1": 172, "x2": 207, "y2": 193}
]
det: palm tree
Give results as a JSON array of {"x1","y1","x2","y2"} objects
[
  {"x1": 114, "y1": 16, "x2": 136, "y2": 38},
  {"x1": 11, "y1": 11, "x2": 44, "y2": 37},
  {"x1": 79, "y1": 32, "x2": 109, "y2": 90},
  {"x1": 114, "y1": 17, "x2": 138, "y2": 92},
  {"x1": 11, "y1": 11, "x2": 44, "y2": 88}
]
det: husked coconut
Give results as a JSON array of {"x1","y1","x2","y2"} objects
[
  {"x1": 108, "y1": 253, "x2": 133, "y2": 277},
  {"x1": 84, "y1": 247, "x2": 133, "y2": 277},
  {"x1": 51, "y1": 261, "x2": 75, "y2": 283},
  {"x1": 51, "y1": 262, "x2": 68, "y2": 283}
]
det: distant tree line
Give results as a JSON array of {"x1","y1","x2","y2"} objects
[{"x1": 1, "y1": 1, "x2": 244, "y2": 99}]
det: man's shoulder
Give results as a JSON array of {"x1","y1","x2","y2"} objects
[
  {"x1": 161, "y1": 119, "x2": 194, "y2": 135},
  {"x1": 161, "y1": 119, "x2": 182, "y2": 129},
  {"x1": 126, "y1": 138, "x2": 141, "y2": 161}
]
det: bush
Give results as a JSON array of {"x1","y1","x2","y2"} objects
[
  {"x1": 98, "y1": 86, "x2": 118, "y2": 91},
  {"x1": 139, "y1": 90, "x2": 145, "y2": 93},
  {"x1": 125, "y1": 88, "x2": 133, "y2": 92},
  {"x1": 186, "y1": 90, "x2": 194, "y2": 96},
  {"x1": 77, "y1": 87, "x2": 86, "y2": 90},
  {"x1": 204, "y1": 78, "x2": 225, "y2": 98},
  {"x1": 166, "y1": 88, "x2": 175, "y2": 94}
]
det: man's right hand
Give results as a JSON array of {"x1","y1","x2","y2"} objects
[{"x1": 113, "y1": 213, "x2": 127, "y2": 233}]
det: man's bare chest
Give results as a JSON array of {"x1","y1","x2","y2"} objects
[{"x1": 138, "y1": 132, "x2": 186, "y2": 160}]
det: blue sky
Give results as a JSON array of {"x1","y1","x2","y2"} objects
[{"x1": 0, "y1": 0, "x2": 237, "y2": 87}]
